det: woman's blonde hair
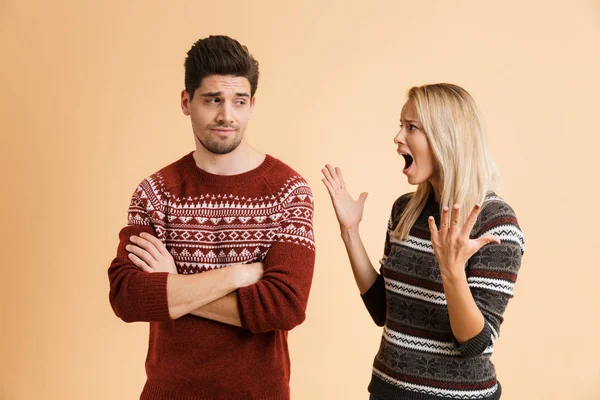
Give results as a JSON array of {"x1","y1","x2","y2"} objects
[{"x1": 393, "y1": 83, "x2": 500, "y2": 240}]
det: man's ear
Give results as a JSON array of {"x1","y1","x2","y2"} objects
[
  {"x1": 181, "y1": 90, "x2": 191, "y2": 116},
  {"x1": 248, "y1": 96, "x2": 256, "y2": 120}
]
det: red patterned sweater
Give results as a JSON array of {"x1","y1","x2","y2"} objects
[{"x1": 108, "y1": 152, "x2": 315, "y2": 400}]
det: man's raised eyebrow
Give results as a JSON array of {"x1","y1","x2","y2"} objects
[
  {"x1": 200, "y1": 91, "x2": 222, "y2": 97},
  {"x1": 199, "y1": 91, "x2": 250, "y2": 98}
]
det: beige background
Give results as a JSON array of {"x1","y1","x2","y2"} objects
[{"x1": 1, "y1": 1, "x2": 599, "y2": 399}]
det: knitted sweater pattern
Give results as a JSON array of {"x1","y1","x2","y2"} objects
[
  {"x1": 362, "y1": 192, "x2": 524, "y2": 400},
  {"x1": 108, "y1": 153, "x2": 315, "y2": 400}
]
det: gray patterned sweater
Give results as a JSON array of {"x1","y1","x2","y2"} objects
[{"x1": 362, "y1": 192, "x2": 524, "y2": 400}]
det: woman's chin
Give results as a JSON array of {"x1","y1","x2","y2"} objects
[{"x1": 406, "y1": 174, "x2": 428, "y2": 186}]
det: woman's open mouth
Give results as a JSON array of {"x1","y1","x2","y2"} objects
[{"x1": 401, "y1": 153, "x2": 414, "y2": 173}]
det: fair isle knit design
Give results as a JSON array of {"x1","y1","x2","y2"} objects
[
  {"x1": 362, "y1": 192, "x2": 524, "y2": 400},
  {"x1": 129, "y1": 173, "x2": 315, "y2": 272},
  {"x1": 108, "y1": 152, "x2": 316, "y2": 400}
]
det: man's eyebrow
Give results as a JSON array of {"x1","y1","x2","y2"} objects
[{"x1": 199, "y1": 92, "x2": 250, "y2": 98}]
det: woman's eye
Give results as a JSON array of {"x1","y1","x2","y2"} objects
[{"x1": 409, "y1": 124, "x2": 418, "y2": 131}]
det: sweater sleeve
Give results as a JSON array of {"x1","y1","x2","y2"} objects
[
  {"x1": 237, "y1": 182, "x2": 316, "y2": 333},
  {"x1": 361, "y1": 194, "x2": 412, "y2": 326},
  {"x1": 453, "y1": 199, "x2": 525, "y2": 357},
  {"x1": 107, "y1": 179, "x2": 171, "y2": 323},
  {"x1": 360, "y1": 213, "x2": 393, "y2": 326},
  {"x1": 361, "y1": 273, "x2": 387, "y2": 326}
]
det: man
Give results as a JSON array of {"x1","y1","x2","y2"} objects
[{"x1": 108, "y1": 35, "x2": 316, "y2": 399}]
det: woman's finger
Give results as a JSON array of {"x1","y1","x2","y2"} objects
[
  {"x1": 428, "y1": 216, "x2": 439, "y2": 243},
  {"x1": 462, "y1": 204, "x2": 482, "y2": 237},
  {"x1": 321, "y1": 178, "x2": 336, "y2": 198},
  {"x1": 325, "y1": 164, "x2": 342, "y2": 188},
  {"x1": 322, "y1": 166, "x2": 336, "y2": 186},
  {"x1": 440, "y1": 206, "x2": 450, "y2": 233},
  {"x1": 335, "y1": 167, "x2": 346, "y2": 189},
  {"x1": 450, "y1": 204, "x2": 461, "y2": 233},
  {"x1": 128, "y1": 253, "x2": 153, "y2": 272},
  {"x1": 473, "y1": 235, "x2": 501, "y2": 251}
]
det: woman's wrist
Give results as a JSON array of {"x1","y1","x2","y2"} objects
[
  {"x1": 439, "y1": 263, "x2": 468, "y2": 284},
  {"x1": 340, "y1": 226, "x2": 360, "y2": 240}
]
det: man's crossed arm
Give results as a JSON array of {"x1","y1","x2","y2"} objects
[{"x1": 125, "y1": 232, "x2": 262, "y2": 326}]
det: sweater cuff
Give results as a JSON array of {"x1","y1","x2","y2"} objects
[
  {"x1": 453, "y1": 321, "x2": 492, "y2": 358},
  {"x1": 142, "y1": 272, "x2": 171, "y2": 321},
  {"x1": 361, "y1": 274, "x2": 387, "y2": 326},
  {"x1": 237, "y1": 285, "x2": 260, "y2": 332}
]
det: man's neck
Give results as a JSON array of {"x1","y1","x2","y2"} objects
[{"x1": 193, "y1": 141, "x2": 266, "y2": 176}]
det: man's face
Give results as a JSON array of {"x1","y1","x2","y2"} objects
[{"x1": 181, "y1": 75, "x2": 255, "y2": 155}]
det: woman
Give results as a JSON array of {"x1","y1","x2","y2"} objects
[{"x1": 322, "y1": 83, "x2": 524, "y2": 400}]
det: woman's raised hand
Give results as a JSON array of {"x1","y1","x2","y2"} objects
[{"x1": 321, "y1": 164, "x2": 368, "y2": 232}]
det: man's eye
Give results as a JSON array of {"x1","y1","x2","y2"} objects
[{"x1": 206, "y1": 98, "x2": 219, "y2": 104}]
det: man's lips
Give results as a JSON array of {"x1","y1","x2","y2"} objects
[{"x1": 210, "y1": 128, "x2": 237, "y2": 135}]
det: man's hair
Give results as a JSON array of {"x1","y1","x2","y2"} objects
[{"x1": 184, "y1": 35, "x2": 259, "y2": 100}]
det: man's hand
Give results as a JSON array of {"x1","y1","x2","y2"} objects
[
  {"x1": 126, "y1": 232, "x2": 265, "y2": 285},
  {"x1": 126, "y1": 232, "x2": 178, "y2": 273},
  {"x1": 235, "y1": 262, "x2": 265, "y2": 287}
]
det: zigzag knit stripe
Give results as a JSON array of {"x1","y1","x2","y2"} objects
[
  {"x1": 479, "y1": 225, "x2": 525, "y2": 252},
  {"x1": 483, "y1": 196, "x2": 503, "y2": 204},
  {"x1": 163, "y1": 202, "x2": 283, "y2": 211},
  {"x1": 392, "y1": 235, "x2": 434, "y2": 254},
  {"x1": 372, "y1": 367, "x2": 499, "y2": 399},
  {"x1": 385, "y1": 277, "x2": 447, "y2": 305},
  {"x1": 467, "y1": 277, "x2": 515, "y2": 296},
  {"x1": 383, "y1": 327, "x2": 461, "y2": 356},
  {"x1": 383, "y1": 326, "x2": 494, "y2": 356}
]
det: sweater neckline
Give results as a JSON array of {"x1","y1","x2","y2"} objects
[
  {"x1": 425, "y1": 190, "x2": 440, "y2": 217},
  {"x1": 182, "y1": 152, "x2": 277, "y2": 187},
  {"x1": 424, "y1": 190, "x2": 498, "y2": 218}
]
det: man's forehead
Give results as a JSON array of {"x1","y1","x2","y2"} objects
[{"x1": 200, "y1": 75, "x2": 250, "y2": 91}]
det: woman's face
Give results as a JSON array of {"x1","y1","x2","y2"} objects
[{"x1": 394, "y1": 100, "x2": 439, "y2": 187}]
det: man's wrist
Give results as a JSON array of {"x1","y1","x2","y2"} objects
[{"x1": 229, "y1": 263, "x2": 257, "y2": 288}]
